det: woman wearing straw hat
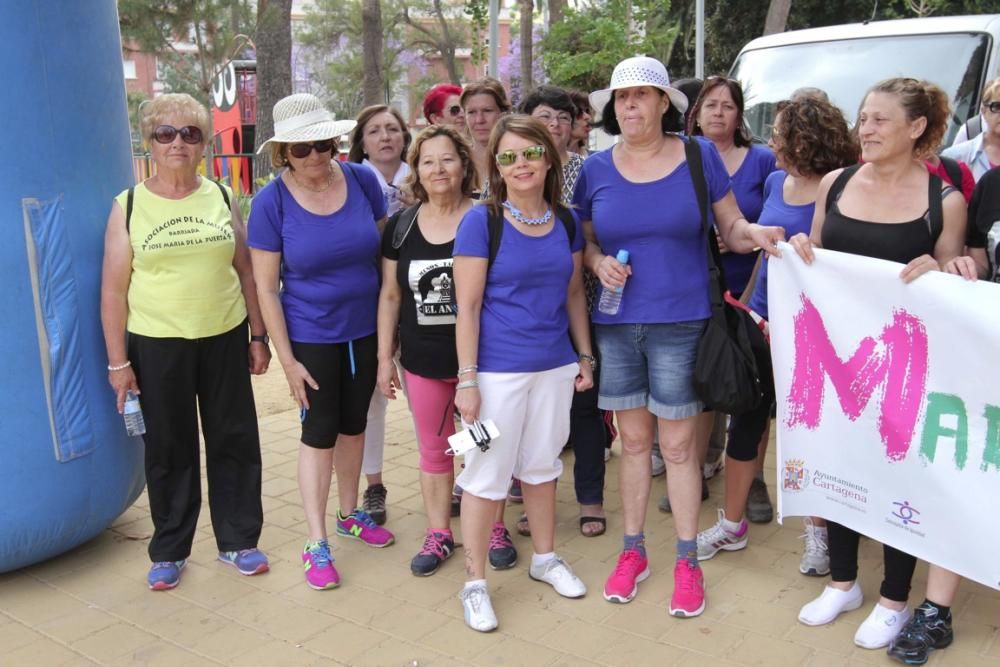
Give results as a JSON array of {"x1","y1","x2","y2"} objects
[
  {"x1": 572, "y1": 56, "x2": 784, "y2": 617},
  {"x1": 101, "y1": 93, "x2": 270, "y2": 591},
  {"x1": 248, "y1": 93, "x2": 395, "y2": 591}
]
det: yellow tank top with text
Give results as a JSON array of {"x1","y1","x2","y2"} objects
[{"x1": 116, "y1": 179, "x2": 246, "y2": 338}]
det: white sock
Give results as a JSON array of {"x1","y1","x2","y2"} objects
[
  {"x1": 722, "y1": 516, "x2": 743, "y2": 532},
  {"x1": 531, "y1": 552, "x2": 556, "y2": 568},
  {"x1": 464, "y1": 579, "x2": 487, "y2": 591}
]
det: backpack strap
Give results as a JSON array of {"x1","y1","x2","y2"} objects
[
  {"x1": 823, "y1": 164, "x2": 862, "y2": 215},
  {"x1": 125, "y1": 186, "x2": 135, "y2": 234},
  {"x1": 390, "y1": 204, "x2": 421, "y2": 250},
  {"x1": 939, "y1": 156, "x2": 964, "y2": 194},
  {"x1": 926, "y1": 173, "x2": 945, "y2": 242},
  {"x1": 486, "y1": 206, "x2": 505, "y2": 267},
  {"x1": 213, "y1": 179, "x2": 231, "y2": 209},
  {"x1": 555, "y1": 205, "x2": 576, "y2": 246}
]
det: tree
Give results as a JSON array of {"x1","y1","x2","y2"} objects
[
  {"x1": 764, "y1": 0, "x2": 792, "y2": 35},
  {"x1": 519, "y1": 0, "x2": 534, "y2": 94},
  {"x1": 255, "y1": 0, "x2": 292, "y2": 178},
  {"x1": 362, "y1": 0, "x2": 386, "y2": 105},
  {"x1": 400, "y1": 0, "x2": 466, "y2": 84},
  {"x1": 118, "y1": 0, "x2": 255, "y2": 105}
]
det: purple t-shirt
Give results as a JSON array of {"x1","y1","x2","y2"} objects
[
  {"x1": 454, "y1": 205, "x2": 584, "y2": 373},
  {"x1": 747, "y1": 171, "x2": 815, "y2": 320},
  {"x1": 247, "y1": 162, "x2": 387, "y2": 343},
  {"x1": 572, "y1": 136, "x2": 732, "y2": 324},
  {"x1": 721, "y1": 143, "x2": 776, "y2": 296}
]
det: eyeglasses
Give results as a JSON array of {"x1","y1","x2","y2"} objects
[
  {"x1": 288, "y1": 139, "x2": 336, "y2": 159},
  {"x1": 983, "y1": 101, "x2": 1000, "y2": 114},
  {"x1": 445, "y1": 105, "x2": 463, "y2": 116},
  {"x1": 153, "y1": 125, "x2": 204, "y2": 145},
  {"x1": 533, "y1": 111, "x2": 573, "y2": 126},
  {"x1": 495, "y1": 144, "x2": 546, "y2": 167}
]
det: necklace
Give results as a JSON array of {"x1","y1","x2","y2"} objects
[
  {"x1": 502, "y1": 200, "x2": 552, "y2": 226},
  {"x1": 291, "y1": 167, "x2": 335, "y2": 193}
]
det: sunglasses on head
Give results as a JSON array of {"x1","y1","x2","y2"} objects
[
  {"x1": 495, "y1": 144, "x2": 546, "y2": 167},
  {"x1": 153, "y1": 125, "x2": 204, "y2": 145},
  {"x1": 983, "y1": 101, "x2": 1000, "y2": 114},
  {"x1": 288, "y1": 139, "x2": 336, "y2": 159}
]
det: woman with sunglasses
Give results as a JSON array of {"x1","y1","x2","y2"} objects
[
  {"x1": 376, "y1": 125, "x2": 477, "y2": 576},
  {"x1": 346, "y1": 104, "x2": 414, "y2": 528},
  {"x1": 517, "y1": 85, "x2": 608, "y2": 539},
  {"x1": 423, "y1": 83, "x2": 466, "y2": 130},
  {"x1": 573, "y1": 57, "x2": 783, "y2": 619},
  {"x1": 453, "y1": 115, "x2": 594, "y2": 631},
  {"x1": 101, "y1": 93, "x2": 269, "y2": 591},
  {"x1": 248, "y1": 94, "x2": 395, "y2": 592},
  {"x1": 460, "y1": 78, "x2": 512, "y2": 194},
  {"x1": 942, "y1": 78, "x2": 1000, "y2": 182}
]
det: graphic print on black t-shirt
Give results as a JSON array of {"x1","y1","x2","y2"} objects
[{"x1": 409, "y1": 259, "x2": 456, "y2": 324}]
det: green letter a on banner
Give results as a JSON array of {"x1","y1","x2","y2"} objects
[{"x1": 920, "y1": 392, "x2": 968, "y2": 470}]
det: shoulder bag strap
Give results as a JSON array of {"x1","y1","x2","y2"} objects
[
  {"x1": 927, "y1": 173, "x2": 944, "y2": 242},
  {"x1": 684, "y1": 138, "x2": 724, "y2": 309},
  {"x1": 391, "y1": 204, "x2": 421, "y2": 249},
  {"x1": 125, "y1": 186, "x2": 135, "y2": 234}
]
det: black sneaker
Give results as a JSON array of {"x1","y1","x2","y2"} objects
[
  {"x1": 887, "y1": 603, "x2": 954, "y2": 665},
  {"x1": 746, "y1": 477, "x2": 774, "y2": 524},
  {"x1": 658, "y1": 479, "x2": 709, "y2": 513},
  {"x1": 451, "y1": 484, "x2": 463, "y2": 518},
  {"x1": 410, "y1": 531, "x2": 455, "y2": 576},
  {"x1": 362, "y1": 483, "x2": 388, "y2": 526},
  {"x1": 488, "y1": 524, "x2": 517, "y2": 570}
]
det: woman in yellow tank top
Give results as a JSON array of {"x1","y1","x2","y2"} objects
[{"x1": 100, "y1": 94, "x2": 270, "y2": 592}]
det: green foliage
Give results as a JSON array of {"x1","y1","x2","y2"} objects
[
  {"x1": 118, "y1": 0, "x2": 255, "y2": 102},
  {"x1": 464, "y1": 0, "x2": 489, "y2": 66},
  {"x1": 542, "y1": 1, "x2": 675, "y2": 94},
  {"x1": 126, "y1": 90, "x2": 148, "y2": 149}
]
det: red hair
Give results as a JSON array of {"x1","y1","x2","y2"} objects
[{"x1": 422, "y1": 83, "x2": 463, "y2": 122}]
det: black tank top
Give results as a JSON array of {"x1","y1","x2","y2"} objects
[{"x1": 821, "y1": 165, "x2": 944, "y2": 265}]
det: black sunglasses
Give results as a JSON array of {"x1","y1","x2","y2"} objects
[
  {"x1": 289, "y1": 139, "x2": 336, "y2": 159},
  {"x1": 983, "y1": 101, "x2": 1000, "y2": 114},
  {"x1": 445, "y1": 105, "x2": 462, "y2": 116},
  {"x1": 153, "y1": 125, "x2": 204, "y2": 145}
]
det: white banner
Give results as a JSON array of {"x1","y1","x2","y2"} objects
[{"x1": 769, "y1": 243, "x2": 1000, "y2": 590}]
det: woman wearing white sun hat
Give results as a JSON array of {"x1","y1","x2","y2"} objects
[
  {"x1": 571, "y1": 56, "x2": 784, "y2": 617},
  {"x1": 248, "y1": 94, "x2": 395, "y2": 591}
]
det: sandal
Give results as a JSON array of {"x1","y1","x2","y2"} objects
[
  {"x1": 579, "y1": 516, "x2": 607, "y2": 537},
  {"x1": 515, "y1": 512, "x2": 531, "y2": 537}
]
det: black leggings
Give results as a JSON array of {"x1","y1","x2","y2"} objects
[
  {"x1": 827, "y1": 521, "x2": 916, "y2": 602},
  {"x1": 726, "y1": 318, "x2": 775, "y2": 462}
]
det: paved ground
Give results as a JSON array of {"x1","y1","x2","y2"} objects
[{"x1": 2, "y1": 373, "x2": 999, "y2": 666}]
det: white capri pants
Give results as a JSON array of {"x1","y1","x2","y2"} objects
[{"x1": 457, "y1": 362, "x2": 578, "y2": 501}]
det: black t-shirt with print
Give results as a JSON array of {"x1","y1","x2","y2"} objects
[{"x1": 382, "y1": 211, "x2": 458, "y2": 378}]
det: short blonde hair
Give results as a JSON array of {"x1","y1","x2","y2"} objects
[
  {"x1": 982, "y1": 78, "x2": 1000, "y2": 105},
  {"x1": 140, "y1": 93, "x2": 210, "y2": 147}
]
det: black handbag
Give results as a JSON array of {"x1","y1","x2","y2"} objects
[{"x1": 685, "y1": 138, "x2": 764, "y2": 414}]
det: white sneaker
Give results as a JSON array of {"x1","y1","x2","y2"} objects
[
  {"x1": 697, "y1": 509, "x2": 749, "y2": 560},
  {"x1": 854, "y1": 603, "x2": 911, "y2": 649},
  {"x1": 529, "y1": 556, "x2": 586, "y2": 598},
  {"x1": 702, "y1": 453, "x2": 725, "y2": 480},
  {"x1": 651, "y1": 448, "x2": 666, "y2": 477},
  {"x1": 798, "y1": 582, "x2": 863, "y2": 626},
  {"x1": 799, "y1": 518, "x2": 831, "y2": 576},
  {"x1": 460, "y1": 583, "x2": 498, "y2": 632}
]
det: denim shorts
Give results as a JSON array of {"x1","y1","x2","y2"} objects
[{"x1": 595, "y1": 320, "x2": 707, "y2": 420}]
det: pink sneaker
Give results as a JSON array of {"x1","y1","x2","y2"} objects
[
  {"x1": 669, "y1": 560, "x2": 706, "y2": 617},
  {"x1": 302, "y1": 540, "x2": 340, "y2": 590},
  {"x1": 336, "y1": 509, "x2": 395, "y2": 548},
  {"x1": 603, "y1": 549, "x2": 650, "y2": 603}
]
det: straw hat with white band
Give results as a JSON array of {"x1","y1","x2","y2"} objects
[
  {"x1": 256, "y1": 94, "x2": 357, "y2": 154},
  {"x1": 589, "y1": 56, "x2": 689, "y2": 119}
]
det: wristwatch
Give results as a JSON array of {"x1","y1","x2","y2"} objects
[
  {"x1": 250, "y1": 334, "x2": 270, "y2": 346},
  {"x1": 579, "y1": 353, "x2": 597, "y2": 370}
]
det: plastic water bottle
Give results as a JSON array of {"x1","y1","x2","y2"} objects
[
  {"x1": 598, "y1": 249, "x2": 630, "y2": 316},
  {"x1": 123, "y1": 390, "x2": 146, "y2": 436}
]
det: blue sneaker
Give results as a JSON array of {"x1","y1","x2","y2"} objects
[
  {"x1": 148, "y1": 560, "x2": 186, "y2": 590},
  {"x1": 218, "y1": 548, "x2": 270, "y2": 575}
]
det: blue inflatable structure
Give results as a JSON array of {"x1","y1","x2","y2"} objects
[{"x1": 0, "y1": 1, "x2": 145, "y2": 572}]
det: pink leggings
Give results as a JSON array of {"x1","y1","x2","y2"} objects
[{"x1": 404, "y1": 370, "x2": 458, "y2": 475}]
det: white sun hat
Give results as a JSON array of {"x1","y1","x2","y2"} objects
[
  {"x1": 589, "y1": 56, "x2": 689, "y2": 116},
  {"x1": 256, "y1": 93, "x2": 357, "y2": 153}
]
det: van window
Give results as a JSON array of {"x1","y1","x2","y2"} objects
[{"x1": 731, "y1": 32, "x2": 990, "y2": 144}]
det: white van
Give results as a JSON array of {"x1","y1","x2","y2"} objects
[{"x1": 730, "y1": 14, "x2": 1000, "y2": 143}]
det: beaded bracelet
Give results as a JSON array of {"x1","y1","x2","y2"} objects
[
  {"x1": 107, "y1": 360, "x2": 132, "y2": 372},
  {"x1": 456, "y1": 380, "x2": 479, "y2": 390}
]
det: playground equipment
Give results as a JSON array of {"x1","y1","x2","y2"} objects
[{"x1": 0, "y1": 1, "x2": 145, "y2": 572}]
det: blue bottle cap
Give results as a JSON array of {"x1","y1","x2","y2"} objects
[{"x1": 615, "y1": 249, "x2": 630, "y2": 264}]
